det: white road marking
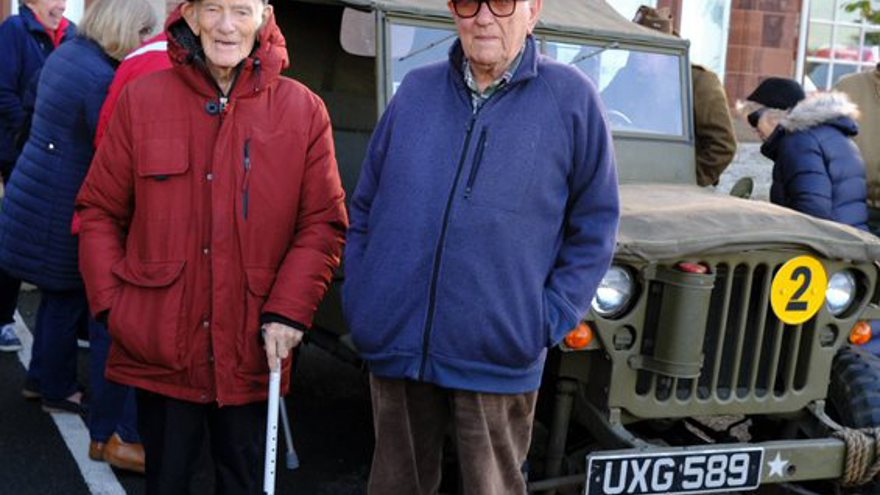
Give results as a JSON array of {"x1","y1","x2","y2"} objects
[{"x1": 13, "y1": 310, "x2": 127, "y2": 495}]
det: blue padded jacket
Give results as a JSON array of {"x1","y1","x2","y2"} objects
[
  {"x1": 762, "y1": 92, "x2": 868, "y2": 231},
  {"x1": 343, "y1": 36, "x2": 620, "y2": 394},
  {"x1": 0, "y1": 5, "x2": 74, "y2": 165},
  {"x1": 0, "y1": 37, "x2": 116, "y2": 290}
]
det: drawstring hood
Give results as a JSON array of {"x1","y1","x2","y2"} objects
[{"x1": 164, "y1": 3, "x2": 288, "y2": 99}]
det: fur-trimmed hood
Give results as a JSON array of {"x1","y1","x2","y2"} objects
[{"x1": 780, "y1": 91, "x2": 860, "y2": 134}]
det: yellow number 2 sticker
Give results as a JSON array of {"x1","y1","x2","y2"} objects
[{"x1": 770, "y1": 256, "x2": 827, "y2": 325}]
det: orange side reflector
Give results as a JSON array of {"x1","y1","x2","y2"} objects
[
  {"x1": 564, "y1": 322, "x2": 594, "y2": 350},
  {"x1": 849, "y1": 321, "x2": 872, "y2": 346}
]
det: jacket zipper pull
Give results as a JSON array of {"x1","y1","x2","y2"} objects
[
  {"x1": 464, "y1": 128, "x2": 488, "y2": 198},
  {"x1": 243, "y1": 139, "x2": 251, "y2": 220}
]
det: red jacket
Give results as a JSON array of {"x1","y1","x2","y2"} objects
[
  {"x1": 94, "y1": 33, "x2": 171, "y2": 148},
  {"x1": 76, "y1": 9, "x2": 347, "y2": 405}
]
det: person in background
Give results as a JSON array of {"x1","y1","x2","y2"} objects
[
  {"x1": 94, "y1": 32, "x2": 170, "y2": 147},
  {"x1": 740, "y1": 77, "x2": 868, "y2": 230},
  {"x1": 599, "y1": 48, "x2": 682, "y2": 135},
  {"x1": 76, "y1": 0, "x2": 347, "y2": 492},
  {"x1": 84, "y1": 29, "x2": 173, "y2": 476},
  {"x1": 632, "y1": 5, "x2": 737, "y2": 186},
  {"x1": 0, "y1": 0, "x2": 156, "y2": 472},
  {"x1": 0, "y1": 0, "x2": 75, "y2": 352},
  {"x1": 343, "y1": 0, "x2": 619, "y2": 493},
  {"x1": 835, "y1": 64, "x2": 880, "y2": 234}
]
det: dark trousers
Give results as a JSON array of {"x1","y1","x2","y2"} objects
[
  {"x1": 0, "y1": 268, "x2": 20, "y2": 326},
  {"x1": 28, "y1": 289, "x2": 83, "y2": 400},
  {"x1": 0, "y1": 161, "x2": 20, "y2": 327},
  {"x1": 89, "y1": 319, "x2": 139, "y2": 443},
  {"x1": 28, "y1": 289, "x2": 138, "y2": 441},
  {"x1": 368, "y1": 375, "x2": 538, "y2": 495},
  {"x1": 136, "y1": 390, "x2": 267, "y2": 495}
]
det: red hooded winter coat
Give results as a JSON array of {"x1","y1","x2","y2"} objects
[{"x1": 76, "y1": 8, "x2": 347, "y2": 405}]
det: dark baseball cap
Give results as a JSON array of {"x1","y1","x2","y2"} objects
[{"x1": 745, "y1": 77, "x2": 806, "y2": 110}]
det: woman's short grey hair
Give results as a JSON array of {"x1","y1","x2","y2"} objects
[
  {"x1": 79, "y1": 0, "x2": 157, "y2": 61},
  {"x1": 735, "y1": 99, "x2": 787, "y2": 123}
]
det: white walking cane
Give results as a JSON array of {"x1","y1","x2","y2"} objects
[{"x1": 263, "y1": 360, "x2": 281, "y2": 495}]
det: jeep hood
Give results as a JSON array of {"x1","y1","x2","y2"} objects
[{"x1": 617, "y1": 184, "x2": 880, "y2": 263}]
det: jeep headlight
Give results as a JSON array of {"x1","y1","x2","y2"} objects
[
  {"x1": 826, "y1": 270, "x2": 856, "y2": 316},
  {"x1": 591, "y1": 266, "x2": 634, "y2": 318}
]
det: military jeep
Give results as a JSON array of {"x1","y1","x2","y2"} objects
[{"x1": 273, "y1": 0, "x2": 880, "y2": 493}]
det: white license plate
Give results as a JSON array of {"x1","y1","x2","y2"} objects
[{"x1": 585, "y1": 447, "x2": 764, "y2": 495}]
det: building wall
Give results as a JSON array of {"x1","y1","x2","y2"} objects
[{"x1": 725, "y1": 0, "x2": 804, "y2": 103}]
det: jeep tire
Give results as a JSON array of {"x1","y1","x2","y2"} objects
[{"x1": 828, "y1": 345, "x2": 880, "y2": 494}]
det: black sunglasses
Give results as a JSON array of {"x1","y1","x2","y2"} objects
[
  {"x1": 747, "y1": 108, "x2": 767, "y2": 128},
  {"x1": 450, "y1": 0, "x2": 527, "y2": 19}
]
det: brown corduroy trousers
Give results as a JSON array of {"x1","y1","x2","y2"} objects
[{"x1": 367, "y1": 375, "x2": 538, "y2": 495}]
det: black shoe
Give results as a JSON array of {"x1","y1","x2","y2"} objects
[{"x1": 21, "y1": 378, "x2": 40, "y2": 401}]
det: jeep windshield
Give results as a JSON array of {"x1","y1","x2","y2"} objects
[{"x1": 385, "y1": 22, "x2": 686, "y2": 138}]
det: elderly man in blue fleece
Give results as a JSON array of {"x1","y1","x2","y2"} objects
[{"x1": 343, "y1": 0, "x2": 619, "y2": 493}]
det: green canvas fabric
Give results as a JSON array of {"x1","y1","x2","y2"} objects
[{"x1": 616, "y1": 184, "x2": 880, "y2": 263}]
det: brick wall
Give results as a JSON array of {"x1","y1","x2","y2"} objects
[{"x1": 725, "y1": 0, "x2": 804, "y2": 104}]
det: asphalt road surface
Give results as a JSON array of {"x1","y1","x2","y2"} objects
[{"x1": 0, "y1": 289, "x2": 373, "y2": 495}]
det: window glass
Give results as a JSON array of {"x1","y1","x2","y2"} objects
[
  {"x1": 810, "y1": 0, "x2": 834, "y2": 21},
  {"x1": 805, "y1": 61, "x2": 832, "y2": 89},
  {"x1": 832, "y1": 62, "x2": 860, "y2": 85},
  {"x1": 680, "y1": 0, "x2": 731, "y2": 78},
  {"x1": 802, "y1": 1, "x2": 879, "y2": 90},
  {"x1": 546, "y1": 41, "x2": 684, "y2": 136},
  {"x1": 866, "y1": 28, "x2": 880, "y2": 62},
  {"x1": 837, "y1": 1, "x2": 864, "y2": 23},
  {"x1": 387, "y1": 24, "x2": 686, "y2": 136},
  {"x1": 834, "y1": 25, "x2": 865, "y2": 60},
  {"x1": 389, "y1": 23, "x2": 456, "y2": 94},
  {"x1": 807, "y1": 23, "x2": 833, "y2": 55}
]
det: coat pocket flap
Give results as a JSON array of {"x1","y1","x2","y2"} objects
[
  {"x1": 245, "y1": 268, "x2": 276, "y2": 297},
  {"x1": 112, "y1": 259, "x2": 186, "y2": 288},
  {"x1": 136, "y1": 139, "x2": 190, "y2": 178}
]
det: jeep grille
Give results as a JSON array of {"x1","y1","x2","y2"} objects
[{"x1": 608, "y1": 256, "x2": 854, "y2": 419}]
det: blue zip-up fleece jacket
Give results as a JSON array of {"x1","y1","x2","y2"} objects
[
  {"x1": 343, "y1": 36, "x2": 620, "y2": 394},
  {"x1": 0, "y1": 5, "x2": 75, "y2": 166},
  {"x1": 0, "y1": 37, "x2": 116, "y2": 291},
  {"x1": 762, "y1": 92, "x2": 868, "y2": 231}
]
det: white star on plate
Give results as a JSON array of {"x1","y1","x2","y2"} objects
[{"x1": 767, "y1": 452, "x2": 789, "y2": 478}]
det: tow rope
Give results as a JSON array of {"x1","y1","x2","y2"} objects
[{"x1": 833, "y1": 427, "x2": 880, "y2": 486}]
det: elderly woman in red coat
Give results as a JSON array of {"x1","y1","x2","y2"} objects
[{"x1": 76, "y1": 0, "x2": 347, "y2": 492}]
